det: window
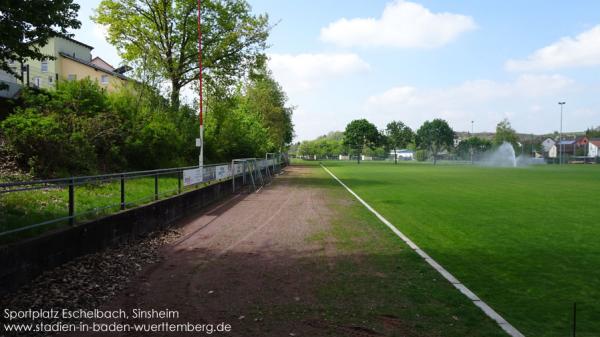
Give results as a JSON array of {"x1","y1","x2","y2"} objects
[
  {"x1": 48, "y1": 76, "x2": 53, "y2": 83},
  {"x1": 67, "y1": 74, "x2": 77, "y2": 81},
  {"x1": 33, "y1": 77, "x2": 41, "y2": 87},
  {"x1": 100, "y1": 75, "x2": 109, "y2": 85},
  {"x1": 41, "y1": 60, "x2": 48, "y2": 72}
]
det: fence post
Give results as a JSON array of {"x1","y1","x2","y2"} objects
[
  {"x1": 68, "y1": 178, "x2": 75, "y2": 226},
  {"x1": 178, "y1": 171, "x2": 182, "y2": 194},
  {"x1": 120, "y1": 174, "x2": 125, "y2": 210},
  {"x1": 154, "y1": 174, "x2": 159, "y2": 200}
]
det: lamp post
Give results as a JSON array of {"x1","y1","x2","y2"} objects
[
  {"x1": 558, "y1": 102, "x2": 566, "y2": 165},
  {"x1": 197, "y1": 0, "x2": 204, "y2": 168},
  {"x1": 470, "y1": 121, "x2": 474, "y2": 164}
]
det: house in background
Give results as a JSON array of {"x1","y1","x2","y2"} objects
[
  {"x1": 589, "y1": 139, "x2": 600, "y2": 158},
  {"x1": 0, "y1": 36, "x2": 131, "y2": 98},
  {"x1": 549, "y1": 136, "x2": 589, "y2": 160},
  {"x1": 541, "y1": 138, "x2": 555, "y2": 155}
]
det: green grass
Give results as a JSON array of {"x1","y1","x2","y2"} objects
[
  {"x1": 284, "y1": 162, "x2": 507, "y2": 336},
  {"x1": 317, "y1": 160, "x2": 600, "y2": 337},
  {"x1": 0, "y1": 174, "x2": 184, "y2": 242}
]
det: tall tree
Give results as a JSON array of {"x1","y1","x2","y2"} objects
[
  {"x1": 0, "y1": 0, "x2": 80, "y2": 82},
  {"x1": 456, "y1": 137, "x2": 492, "y2": 162},
  {"x1": 385, "y1": 121, "x2": 414, "y2": 164},
  {"x1": 416, "y1": 119, "x2": 454, "y2": 165},
  {"x1": 244, "y1": 59, "x2": 294, "y2": 151},
  {"x1": 93, "y1": 0, "x2": 270, "y2": 109},
  {"x1": 494, "y1": 118, "x2": 519, "y2": 147},
  {"x1": 343, "y1": 119, "x2": 380, "y2": 164}
]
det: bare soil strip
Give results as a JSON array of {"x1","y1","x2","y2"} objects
[{"x1": 79, "y1": 165, "x2": 337, "y2": 337}]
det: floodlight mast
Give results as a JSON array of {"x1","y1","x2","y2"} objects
[{"x1": 197, "y1": 0, "x2": 204, "y2": 168}]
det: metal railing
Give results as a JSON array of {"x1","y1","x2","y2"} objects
[{"x1": 0, "y1": 163, "x2": 232, "y2": 239}]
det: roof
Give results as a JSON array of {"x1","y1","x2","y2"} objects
[
  {"x1": 91, "y1": 57, "x2": 114, "y2": 71},
  {"x1": 558, "y1": 140, "x2": 576, "y2": 145},
  {"x1": 590, "y1": 140, "x2": 600, "y2": 147},
  {"x1": 59, "y1": 52, "x2": 129, "y2": 80},
  {"x1": 57, "y1": 35, "x2": 94, "y2": 50},
  {"x1": 114, "y1": 65, "x2": 132, "y2": 74}
]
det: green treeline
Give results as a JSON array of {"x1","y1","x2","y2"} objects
[
  {"x1": 0, "y1": 0, "x2": 294, "y2": 179},
  {"x1": 1, "y1": 68, "x2": 292, "y2": 178}
]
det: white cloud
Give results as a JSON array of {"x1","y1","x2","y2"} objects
[
  {"x1": 365, "y1": 74, "x2": 575, "y2": 131},
  {"x1": 268, "y1": 53, "x2": 370, "y2": 93},
  {"x1": 320, "y1": 0, "x2": 476, "y2": 48},
  {"x1": 506, "y1": 25, "x2": 600, "y2": 71}
]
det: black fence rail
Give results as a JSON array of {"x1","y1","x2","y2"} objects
[{"x1": 0, "y1": 163, "x2": 244, "y2": 240}]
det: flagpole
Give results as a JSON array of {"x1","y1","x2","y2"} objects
[{"x1": 197, "y1": 0, "x2": 204, "y2": 168}]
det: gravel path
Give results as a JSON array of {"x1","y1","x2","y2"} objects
[{"x1": 64, "y1": 165, "x2": 336, "y2": 337}]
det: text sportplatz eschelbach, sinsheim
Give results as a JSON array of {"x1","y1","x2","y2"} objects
[{"x1": 4, "y1": 308, "x2": 179, "y2": 320}]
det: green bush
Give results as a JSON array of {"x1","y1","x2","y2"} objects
[
  {"x1": 415, "y1": 149, "x2": 427, "y2": 162},
  {"x1": 1, "y1": 72, "x2": 294, "y2": 178},
  {"x1": 0, "y1": 79, "x2": 196, "y2": 177}
]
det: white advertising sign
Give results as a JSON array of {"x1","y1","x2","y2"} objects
[
  {"x1": 233, "y1": 163, "x2": 244, "y2": 175},
  {"x1": 215, "y1": 165, "x2": 231, "y2": 180},
  {"x1": 183, "y1": 168, "x2": 203, "y2": 186}
]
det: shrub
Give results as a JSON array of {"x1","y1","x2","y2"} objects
[{"x1": 415, "y1": 149, "x2": 427, "y2": 162}]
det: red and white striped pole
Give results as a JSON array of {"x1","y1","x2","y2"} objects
[{"x1": 197, "y1": 0, "x2": 204, "y2": 167}]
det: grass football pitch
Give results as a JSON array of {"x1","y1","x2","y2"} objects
[{"x1": 316, "y1": 160, "x2": 600, "y2": 337}]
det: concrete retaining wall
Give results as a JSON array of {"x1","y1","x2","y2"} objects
[{"x1": 0, "y1": 175, "x2": 245, "y2": 295}]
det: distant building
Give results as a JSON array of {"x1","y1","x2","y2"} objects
[
  {"x1": 589, "y1": 139, "x2": 600, "y2": 158},
  {"x1": 0, "y1": 36, "x2": 131, "y2": 98},
  {"x1": 389, "y1": 149, "x2": 414, "y2": 160},
  {"x1": 549, "y1": 136, "x2": 589, "y2": 158},
  {"x1": 541, "y1": 138, "x2": 555, "y2": 153}
]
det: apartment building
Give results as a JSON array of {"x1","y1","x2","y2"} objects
[{"x1": 1, "y1": 36, "x2": 130, "y2": 98}]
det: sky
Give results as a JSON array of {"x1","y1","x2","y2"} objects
[{"x1": 72, "y1": 0, "x2": 600, "y2": 141}]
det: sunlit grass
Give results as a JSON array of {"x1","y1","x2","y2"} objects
[{"x1": 320, "y1": 160, "x2": 600, "y2": 337}]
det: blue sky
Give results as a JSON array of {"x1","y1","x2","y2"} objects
[{"x1": 72, "y1": 0, "x2": 600, "y2": 141}]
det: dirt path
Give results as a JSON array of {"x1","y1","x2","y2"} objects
[{"x1": 82, "y1": 166, "x2": 336, "y2": 337}]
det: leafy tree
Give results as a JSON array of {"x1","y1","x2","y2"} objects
[
  {"x1": 456, "y1": 137, "x2": 492, "y2": 161},
  {"x1": 243, "y1": 61, "x2": 294, "y2": 150},
  {"x1": 416, "y1": 119, "x2": 454, "y2": 165},
  {"x1": 494, "y1": 118, "x2": 519, "y2": 147},
  {"x1": 0, "y1": 0, "x2": 81, "y2": 88},
  {"x1": 94, "y1": 0, "x2": 270, "y2": 109},
  {"x1": 586, "y1": 126, "x2": 600, "y2": 139},
  {"x1": 296, "y1": 132, "x2": 346, "y2": 159},
  {"x1": 343, "y1": 119, "x2": 380, "y2": 164},
  {"x1": 385, "y1": 121, "x2": 414, "y2": 164}
]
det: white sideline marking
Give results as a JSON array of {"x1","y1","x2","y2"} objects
[{"x1": 320, "y1": 164, "x2": 525, "y2": 337}]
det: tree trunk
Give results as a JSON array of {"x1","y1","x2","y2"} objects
[
  {"x1": 433, "y1": 153, "x2": 437, "y2": 165},
  {"x1": 394, "y1": 149, "x2": 397, "y2": 164},
  {"x1": 170, "y1": 80, "x2": 181, "y2": 110}
]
